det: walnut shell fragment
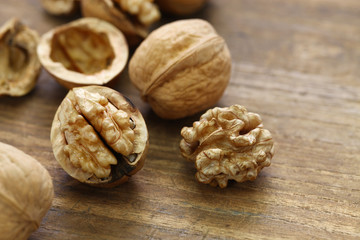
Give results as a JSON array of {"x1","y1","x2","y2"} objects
[
  {"x1": 180, "y1": 105, "x2": 275, "y2": 188},
  {"x1": 129, "y1": 19, "x2": 231, "y2": 119},
  {"x1": 40, "y1": 0, "x2": 80, "y2": 16},
  {"x1": 81, "y1": 0, "x2": 161, "y2": 46},
  {"x1": 156, "y1": 0, "x2": 207, "y2": 15},
  {"x1": 0, "y1": 142, "x2": 54, "y2": 240},
  {"x1": 37, "y1": 17, "x2": 128, "y2": 89},
  {"x1": 0, "y1": 18, "x2": 41, "y2": 96},
  {"x1": 51, "y1": 86, "x2": 149, "y2": 187}
]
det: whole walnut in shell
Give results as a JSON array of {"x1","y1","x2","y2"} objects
[
  {"x1": 180, "y1": 105, "x2": 275, "y2": 188},
  {"x1": 129, "y1": 19, "x2": 231, "y2": 119},
  {"x1": 51, "y1": 86, "x2": 148, "y2": 187},
  {"x1": 37, "y1": 17, "x2": 128, "y2": 89},
  {"x1": 0, "y1": 142, "x2": 54, "y2": 240},
  {"x1": 0, "y1": 18, "x2": 41, "y2": 96}
]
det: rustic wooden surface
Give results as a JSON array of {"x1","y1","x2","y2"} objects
[{"x1": 1, "y1": 0, "x2": 360, "y2": 239}]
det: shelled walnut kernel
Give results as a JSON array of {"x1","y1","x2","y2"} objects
[
  {"x1": 180, "y1": 105, "x2": 275, "y2": 188},
  {"x1": 51, "y1": 86, "x2": 148, "y2": 187},
  {"x1": 81, "y1": 0, "x2": 160, "y2": 46},
  {"x1": 40, "y1": 0, "x2": 80, "y2": 16}
]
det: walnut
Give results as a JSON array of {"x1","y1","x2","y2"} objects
[
  {"x1": 0, "y1": 18, "x2": 40, "y2": 97},
  {"x1": 37, "y1": 17, "x2": 128, "y2": 89},
  {"x1": 81, "y1": 0, "x2": 160, "y2": 46},
  {"x1": 180, "y1": 105, "x2": 275, "y2": 188},
  {"x1": 129, "y1": 19, "x2": 231, "y2": 119},
  {"x1": 51, "y1": 86, "x2": 148, "y2": 187},
  {"x1": 40, "y1": 0, "x2": 80, "y2": 16},
  {"x1": 156, "y1": 0, "x2": 207, "y2": 15},
  {"x1": 0, "y1": 142, "x2": 54, "y2": 240}
]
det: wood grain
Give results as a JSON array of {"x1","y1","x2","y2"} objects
[{"x1": 1, "y1": 0, "x2": 359, "y2": 239}]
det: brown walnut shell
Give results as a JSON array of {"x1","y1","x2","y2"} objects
[
  {"x1": 51, "y1": 86, "x2": 149, "y2": 187},
  {"x1": 81, "y1": 0, "x2": 160, "y2": 46},
  {"x1": 0, "y1": 18, "x2": 40, "y2": 97},
  {"x1": 129, "y1": 19, "x2": 231, "y2": 119},
  {"x1": 0, "y1": 142, "x2": 54, "y2": 240},
  {"x1": 156, "y1": 0, "x2": 207, "y2": 15},
  {"x1": 37, "y1": 17, "x2": 128, "y2": 89},
  {"x1": 180, "y1": 105, "x2": 275, "y2": 188}
]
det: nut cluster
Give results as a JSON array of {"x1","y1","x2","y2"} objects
[
  {"x1": 0, "y1": 2, "x2": 278, "y2": 239},
  {"x1": 180, "y1": 105, "x2": 275, "y2": 188}
]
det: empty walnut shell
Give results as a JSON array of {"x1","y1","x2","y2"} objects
[
  {"x1": 0, "y1": 18, "x2": 40, "y2": 97},
  {"x1": 40, "y1": 0, "x2": 80, "y2": 16},
  {"x1": 156, "y1": 0, "x2": 207, "y2": 15},
  {"x1": 0, "y1": 142, "x2": 54, "y2": 240},
  {"x1": 129, "y1": 19, "x2": 231, "y2": 119},
  {"x1": 37, "y1": 17, "x2": 128, "y2": 89},
  {"x1": 180, "y1": 105, "x2": 275, "y2": 188},
  {"x1": 81, "y1": 0, "x2": 161, "y2": 46},
  {"x1": 51, "y1": 86, "x2": 149, "y2": 187}
]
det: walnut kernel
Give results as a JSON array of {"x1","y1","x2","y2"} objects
[
  {"x1": 129, "y1": 19, "x2": 231, "y2": 119},
  {"x1": 40, "y1": 0, "x2": 80, "y2": 16},
  {"x1": 81, "y1": 0, "x2": 160, "y2": 46},
  {"x1": 51, "y1": 86, "x2": 148, "y2": 187},
  {"x1": 180, "y1": 105, "x2": 275, "y2": 188},
  {"x1": 0, "y1": 18, "x2": 40, "y2": 96},
  {"x1": 37, "y1": 17, "x2": 128, "y2": 89},
  {"x1": 0, "y1": 142, "x2": 53, "y2": 240}
]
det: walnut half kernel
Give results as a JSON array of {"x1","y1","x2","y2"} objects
[
  {"x1": 51, "y1": 86, "x2": 148, "y2": 187},
  {"x1": 81, "y1": 0, "x2": 161, "y2": 46},
  {"x1": 180, "y1": 105, "x2": 275, "y2": 188},
  {"x1": 40, "y1": 0, "x2": 80, "y2": 16}
]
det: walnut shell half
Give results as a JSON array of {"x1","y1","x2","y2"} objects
[
  {"x1": 51, "y1": 86, "x2": 149, "y2": 187},
  {"x1": 129, "y1": 19, "x2": 231, "y2": 119},
  {"x1": 180, "y1": 105, "x2": 275, "y2": 188},
  {"x1": 0, "y1": 18, "x2": 41, "y2": 96},
  {"x1": 37, "y1": 17, "x2": 129, "y2": 89},
  {"x1": 0, "y1": 142, "x2": 54, "y2": 240},
  {"x1": 81, "y1": 0, "x2": 160, "y2": 46}
]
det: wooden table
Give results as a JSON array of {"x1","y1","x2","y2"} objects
[{"x1": 1, "y1": 0, "x2": 359, "y2": 239}]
